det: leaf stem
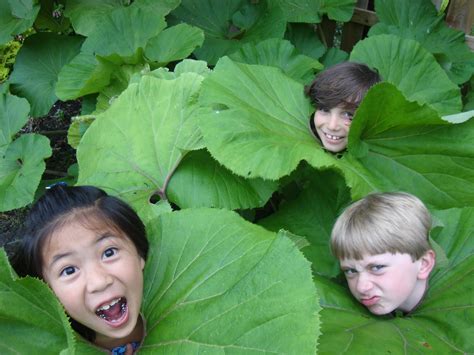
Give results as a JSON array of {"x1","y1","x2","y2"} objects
[{"x1": 154, "y1": 152, "x2": 188, "y2": 202}]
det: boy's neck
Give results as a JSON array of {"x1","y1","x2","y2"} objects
[{"x1": 397, "y1": 279, "x2": 428, "y2": 314}]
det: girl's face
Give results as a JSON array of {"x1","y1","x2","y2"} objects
[
  {"x1": 42, "y1": 218, "x2": 145, "y2": 349},
  {"x1": 313, "y1": 105, "x2": 354, "y2": 153}
]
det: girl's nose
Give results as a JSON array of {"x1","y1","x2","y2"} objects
[{"x1": 86, "y1": 266, "x2": 113, "y2": 293}]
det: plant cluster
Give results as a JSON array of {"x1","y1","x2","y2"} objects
[{"x1": 0, "y1": 0, "x2": 473, "y2": 353}]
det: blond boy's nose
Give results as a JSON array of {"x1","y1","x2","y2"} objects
[{"x1": 356, "y1": 274, "x2": 373, "y2": 293}]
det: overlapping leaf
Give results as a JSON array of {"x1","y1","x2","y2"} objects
[
  {"x1": 80, "y1": 6, "x2": 166, "y2": 61},
  {"x1": 199, "y1": 57, "x2": 337, "y2": 180},
  {"x1": 65, "y1": 0, "x2": 179, "y2": 36},
  {"x1": 228, "y1": 38, "x2": 323, "y2": 84},
  {"x1": 0, "y1": 93, "x2": 51, "y2": 211},
  {"x1": 169, "y1": 0, "x2": 287, "y2": 65},
  {"x1": 77, "y1": 73, "x2": 276, "y2": 213},
  {"x1": 316, "y1": 207, "x2": 474, "y2": 354},
  {"x1": 9, "y1": 33, "x2": 83, "y2": 117},
  {"x1": 350, "y1": 34, "x2": 462, "y2": 115},
  {"x1": 369, "y1": 0, "x2": 474, "y2": 84},
  {"x1": 0, "y1": 0, "x2": 39, "y2": 45},
  {"x1": 338, "y1": 82, "x2": 474, "y2": 210},
  {"x1": 259, "y1": 167, "x2": 351, "y2": 277},
  {"x1": 141, "y1": 208, "x2": 320, "y2": 353},
  {"x1": 0, "y1": 249, "x2": 76, "y2": 353}
]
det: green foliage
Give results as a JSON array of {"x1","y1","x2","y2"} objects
[
  {"x1": 350, "y1": 34, "x2": 462, "y2": 115},
  {"x1": 0, "y1": 40, "x2": 21, "y2": 83},
  {"x1": 0, "y1": 92, "x2": 51, "y2": 211},
  {"x1": 1, "y1": 0, "x2": 474, "y2": 352},
  {"x1": 0, "y1": 0, "x2": 39, "y2": 45},
  {"x1": 9, "y1": 32, "x2": 83, "y2": 117},
  {"x1": 370, "y1": 0, "x2": 474, "y2": 85},
  {"x1": 168, "y1": 0, "x2": 287, "y2": 65}
]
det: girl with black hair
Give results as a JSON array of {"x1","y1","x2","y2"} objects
[{"x1": 12, "y1": 185, "x2": 148, "y2": 354}]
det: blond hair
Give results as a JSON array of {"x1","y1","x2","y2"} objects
[{"x1": 331, "y1": 192, "x2": 432, "y2": 261}]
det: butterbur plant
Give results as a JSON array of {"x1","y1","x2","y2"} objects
[{"x1": 0, "y1": 0, "x2": 474, "y2": 353}]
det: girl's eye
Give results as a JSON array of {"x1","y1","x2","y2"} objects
[
  {"x1": 103, "y1": 247, "x2": 118, "y2": 259},
  {"x1": 371, "y1": 265, "x2": 385, "y2": 272},
  {"x1": 60, "y1": 266, "x2": 76, "y2": 277}
]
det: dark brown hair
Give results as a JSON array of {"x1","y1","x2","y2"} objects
[{"x1": 305, "y1": 62, "x2": 381, "y2": 110}]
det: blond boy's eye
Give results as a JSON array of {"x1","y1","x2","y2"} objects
[
  {"x1": 343, "y1": 268, "x2": 357, "y2": 276},
  {"x1": 371, "y1": 265, "x2": 385, "y2": 272}
]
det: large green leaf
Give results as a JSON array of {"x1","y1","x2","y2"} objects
[
  {"x1": 259, "y1": 167, "x2": 351, "y2": 277},
  {"x1": 77, "y1": 73, "x2": 276, "y2": 211},
  {"x1": 369, "y1": 0, "x2": 474, "y2": 85},
  {"x1": 81, "y1": 6, "x2": 166, "y2": 61},
  {"x1": 320, "y1": 0, "x2": 357, "y2": 22},
  {"x1": 0, "y1": 0, "x2": 39, "y2": 45},
  {"x1": 0, "y1": 249, "x2": 76, "y2": 353},
  {"x1": 337, "y1": 82, "x2": 474, "y2": 210},
  {"x1": 55, "y1": 53, "x2": 116, "y2": 101},
  {"x1": 9, "y1": 32, "x2": 83, "y2": 117},
  {"x1": 199, "y1": 57, "x2": 337, "y2": 180},
  {"x1": 228, "y1": 38, "x2": 323, "y2": 84},
  {"x1": 145, "y1": 23, "x2": 204, "y2": 65},
  {"x1": 270, "y1": 0, "x2": 322, "y2": 23},
  {"x1": 285, "y1": 23, "x2": 326, "y2": 60},
  {"x1": 169, "y1": 0, "x2": 287, "y2": 65},
  {"x1": 0, "y1": 93, "x2": 51, "y2": 211},
  {"x1": 65, "y1": 0, "x2": 179, "y2": 36},
  {"x1": 350, "y1": 34, "x2": 462, "y2": 116},
  {"x1": 316, "y1": 207, "x2": 474, "y2": 354},
  {"x1": 141, "y1": 208, "x2": 320, "y2": 353}
]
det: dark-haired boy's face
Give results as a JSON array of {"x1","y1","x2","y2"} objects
[
  {"x1": 313, "y1": 105, "x2": 354, "y2": 152},
  {"x1": 42, "y1": 220, "x2": 145, "y2": 349}
]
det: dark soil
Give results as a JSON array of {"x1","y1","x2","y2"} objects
[{"x1": 0, "y1": 99, "x2": 81, "y2": 256}]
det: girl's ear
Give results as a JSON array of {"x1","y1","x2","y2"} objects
[{"x1": 417, "y1": 250, "x2": 436, "y2": 280}]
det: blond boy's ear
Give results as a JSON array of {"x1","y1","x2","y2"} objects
[{"x1": 417, "y1": 250, "x2": 436, "y2": 280}]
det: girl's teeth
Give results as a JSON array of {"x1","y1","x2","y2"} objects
[{"x1": 97, "y1": 298, "x2": 120, "y2": 311}]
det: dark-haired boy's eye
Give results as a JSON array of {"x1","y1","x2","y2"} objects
[{"x1": 60, "y1": 266, "x2": 76, "y2": 277}]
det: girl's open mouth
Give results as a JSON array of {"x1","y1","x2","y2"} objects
[{"x1": 95, "y1": 297, "x2": 129, "y2": 327}]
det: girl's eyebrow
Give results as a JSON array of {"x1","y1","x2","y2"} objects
[{"x1": 48, "y1": 234, "x2": 117, "y2": 268}]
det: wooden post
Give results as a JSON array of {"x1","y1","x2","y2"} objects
[
  {"x1": 341, "y1": 0, "x2": 370, "y2": 52},
  {"x1": 446, "y1": 0, "x2": 474, "y2": 34}
]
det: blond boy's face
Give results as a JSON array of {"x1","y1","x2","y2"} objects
[
  {"x1": 313, "y1": 105, "x2": 354, "y2": 153},
  {"x1": 340, "y1": 252, "x2": 435, "y2": 315}
]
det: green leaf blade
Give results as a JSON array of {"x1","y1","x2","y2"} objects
[{"x1": 142, "y1": 208, "x2": 320, "y2": 353}]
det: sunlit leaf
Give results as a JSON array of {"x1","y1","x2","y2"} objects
[
  {"x1": 370, "y1": 0, "x2": 474, "y2": 85},
  {"x1": 350, "y1": 34, "x2": 462, "y2": 115},
  {"x1": 142, "y1": 208, "x2": 320, "y2": 353}
]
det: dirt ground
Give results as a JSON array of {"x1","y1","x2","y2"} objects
[{"x1": 0, "y1": 99, "x2": 81, "y2": 256}]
